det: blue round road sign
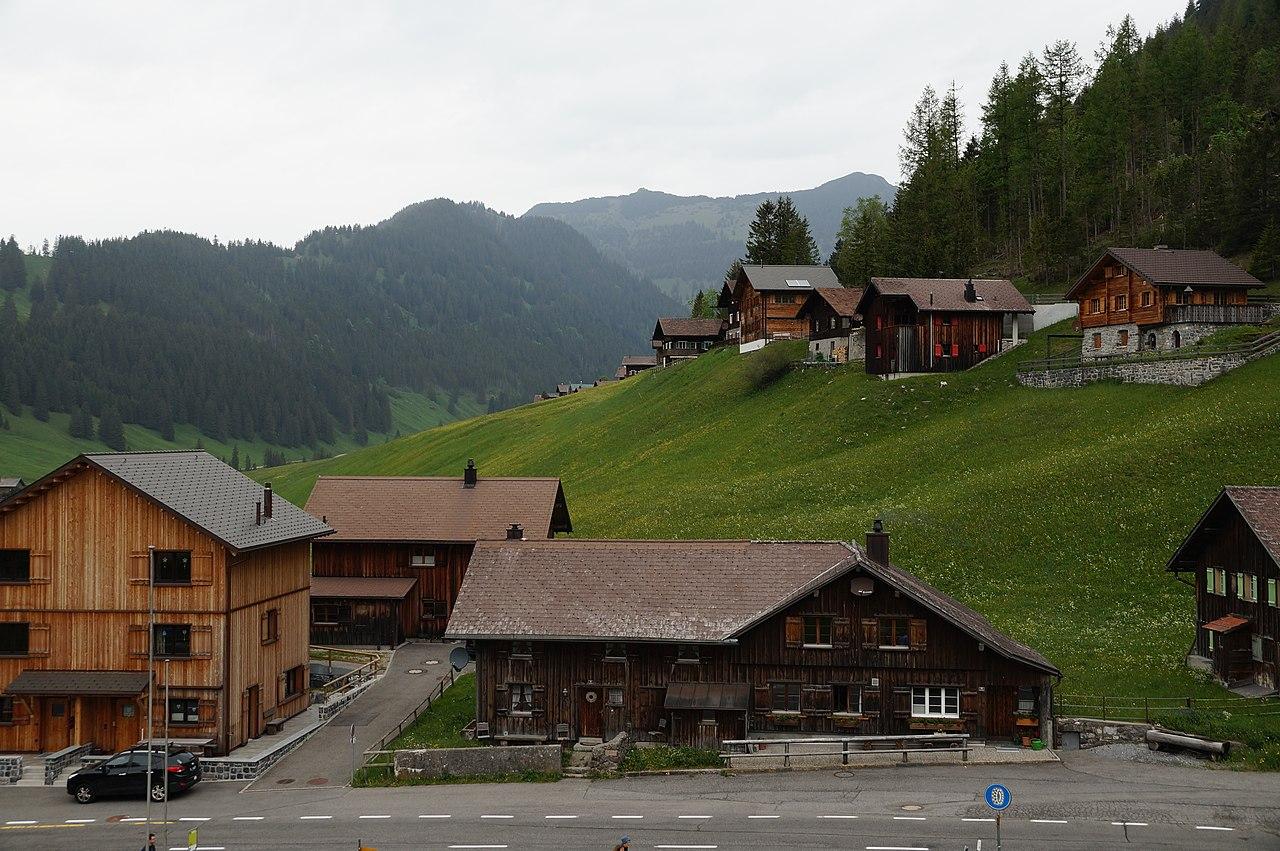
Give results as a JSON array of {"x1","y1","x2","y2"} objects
[{"x1": 984, "y1": 783, "x2": 1012, "y2": 811}]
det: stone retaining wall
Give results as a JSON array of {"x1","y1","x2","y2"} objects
[
  {"x1": 1056, "y1": 717, "x2": 1152, "y2": 749},
  {"x1": 1019, "y1": 335, "x2": 1280, "y2": 389},
  {"x1": 0, "y1": 754, "x2": 22, "y2": 784},
  {"x1": 317, "y1": 677, "x2": 380, "y2": 722},
  {"x1": 200, "y1": 720, "x2": 322, "y2": 782},
  {"x1": 394, "y1": 744, "x2": 562, "y2": 780},
  {"x1": 45, "y1": 743, "x2": 95, "y2": 785}
]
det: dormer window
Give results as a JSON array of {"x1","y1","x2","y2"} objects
[
  {"x1": 410, "y1": 549, "x2": 435, "y2": 567},
  {"x1": 676, "y1": 644, "x2": 700, "y2": 663},
  {"x1": 511, "y1": 641, "x2": 533, "y2": 659}
]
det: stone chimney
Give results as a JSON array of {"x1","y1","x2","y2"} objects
[
  {"x1": 506, "y1": 523, "x2": 524, "y2": 540},
  {"x1": 263, "y1": 483, "x2": 274, "y2": 519},
  {"x1": 866, "y1": 517, "x2": 889, "y2": 566},
  {"x1": 464, "y1": 459, "x2": 477, "y2": 489}
]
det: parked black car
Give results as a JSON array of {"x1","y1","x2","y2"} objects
[{"x1": 66, "y1": 747, "x2": 201, "y2": 804}]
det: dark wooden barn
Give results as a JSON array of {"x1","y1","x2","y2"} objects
[
  {"x1": 650, "y1": 318, "x2": 725, "y2": 367},
  {"x1": 445, "y1": 525, "x2": 1059, "y2": 748},
  {"x1": 1166, "y1": 487, "x2": 1279, "y2": 693},
  {"x1": 857, "y1": 278, "x2": 1033, "y2": 376},
  {"x1": 303, "y1": 461, "x2": 572, "y2": 645}
]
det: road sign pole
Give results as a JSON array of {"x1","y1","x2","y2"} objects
[{"x1": 996, "y1": 813, "x2": 1002, "y2": 851}]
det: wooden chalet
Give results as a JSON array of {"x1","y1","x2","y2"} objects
[
  {"x1": 1068, "y1": 248, "x2": 1267, "y2": 358},
  {"x1": 651, "y1": 318, "x2": 725, "y2": 367},
  {"x1": 616, "y1": 355, "x2": 657, "y2": 379},
  {"x1": 0, "y1": 452, "x2": 331, "y2": 755},
  {"x1": 303, "y1": 462, "x2": 571, "y2": 645},
  {"x1": 445, "y1": 524, "x2": 1058, "y2": 748},
  {"x1": 795, "y1": 287, "x2": 864, "y2": 363},
  {"x1": 1166, "y1": 487, "x2": 1279, "y2": 694},
  {"x1": 857, "y1": 278, "x2": 1033, "y2": 376},
  {"x1": 718, "y1": 265, "x2": 841, "y2": 346}
]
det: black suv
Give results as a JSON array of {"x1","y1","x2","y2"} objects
[{"x1": 66, "y1": 747, "x2": 201, "y2": 804}]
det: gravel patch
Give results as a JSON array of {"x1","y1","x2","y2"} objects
[{"x1": 1087, "y1": 742, "x2": 1209, "y2": 769}]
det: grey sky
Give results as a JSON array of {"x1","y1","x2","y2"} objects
[{"x1": 1, "y1": 0, "x2": 1182, "y2": 248}]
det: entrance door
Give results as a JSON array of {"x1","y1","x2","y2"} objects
[
  {"x1": 243, "y1": 685, "x2": 262, "y2": 740},
  {"x1": 577, "y1": 686, "x2": 603, "y2": 739},
  {"x1": 41, "y1": 697, "x2": 74, "y2": 752},
  {"x1": 80, "y1": 697, "x2": 115, "y2": 753}
]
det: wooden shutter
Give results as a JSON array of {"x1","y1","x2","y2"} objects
[
  {"x1": 784, "y1": 616, "x2": 803, "y2": 648},
  {"x1": 495, "y1": 684, "x2": 509, "y2": 715},
  {"x1": 191, "y1": 624, "x2": 214, "y2": 658},
  {"x1": 908, "y1": 618, "x2": 927, "y2": 651},
  {"x1": 190, "y1": 552, "x2": 215, "y2": 586},
  {"x1": 832, "y1": 617, "x2": 852, "y2": 649},
  {"x1": 532, "y1": 685, "x2": 547, "y2": 716},
  {"x1": 960, "y1": 690, "x2": 979, "y2": 720},
  {"x1": 803, "y1": 685, "x2": 833, "y2": 714},
  {"x1": 128, "y1": 551, "x2": 151, "y2": 585},
  {"x1": 753, "y1": 686, "x2": 771, "y2": 713},
  {"x1": 11, "y1": 697, "x2": 33, "y2": 725},
  {"x1": 260, "y1": 611, "x2": 270, "y2": 644},
  {"x1": 128, "y1": 624, "x2": 150, "y2": 658},
  {"x1": 860, "y1": 618, "x2": 877, "y2": 649},
  {"x1": 198, "y1": 699, "x2": 217, "y2": 725},
  {"x1": 26, "y1": 623, "x2": 51, "y2": 657},
  {"x1": 27, "y1": 551, "x2": 52, "y2": 585},
  {"x1": 862, "y1": 686, "x2": 881, "y2": 716},
  {"x1": 891, "y1": 687, "x2": 912, "y2": 719}
]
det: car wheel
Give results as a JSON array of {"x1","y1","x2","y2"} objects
[
  {"x1": 149, "y1": 782, "x2": 167, "y2": 802},
  {"x1": 73, "y1": 784, "x2": 95, "y2": 804}
]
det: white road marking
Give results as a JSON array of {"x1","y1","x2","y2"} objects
[
  {"x1": 65, "y1": 819, "x2": 95, "y2": 824},
  {"x1": 819, "y1": 814, "x2": 859, "y2": 819},
  {"x1": 1112, "y1": 822, "x2": 1148, "y2": 827},
  {"x1": 612, "y1": 815, "x2": 644, "y2": 819},
  {"x1": 448, "y1": 846, "x2": 508, "y2": 850},
  {"x1": 893, "y1": 815, "x2": 927, "y2": 820},
  {"x1": 1196, "y1": 826, "x2": 1235, "y2": 831},
  {"x1": 419, "y1": 815, "x2": 452, "y2": 819},
  {"x1": 168, "y1": 847, "x2": 225, "y2": 851},
  {"x1": 962, "y1": 817, "x2": 995, "y2": 822},
  {"x1": 867, "y1": 847, "x2": 929, "y2": 851},
  {"x1": 299, "y1": 815, "x2": 332, "y2": 820},
  {"x1": 179, "y1": 816, "x2": 211, "y2": 822},
  {"x1": 480, "y1": 814, "x2": 514, "y2": 819},
  {"x1": 748, "y1": 814, "x2": 781, "y2": 819},
  {"x1": 6, "y1": 821, "x2": 37, "y2": 825},
  {"x1": 359, "y1": 814, "x2": 391, "y2": 819},
  {"x1": 232, "y1": 816, "x2": 264, "y2": 821},
  {"x1": 1030, "y1": 819, "x2": 1069, "y2": 824},
  {"x1": 677, "y1": 815, "x2": 712, "y2": 819},
  {"x1": 120, "y1": 817, "x2": 148, "y2": 823},
  {"x1": 544, "y1": 815, "x2": 579, "y2": 819},
  {"x1": 655, "y1": 846, "x2": 718, "y2": 849}
]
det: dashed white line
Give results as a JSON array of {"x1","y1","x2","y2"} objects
[
  {"x1": 867, "y1": 847, "x2": 929, "y2": 851},
  {"x1": 655, "y1": 846, "x2": 718, "y2": 850},
  {"x1": 419, "y1": 814, "x2": 452, "y2": 819},
  {"x1": 962, "y1": 817, "x2": 995, "y2": 822},
  {"x1": 358, "y1": 815, "x2": 391, "y2": 819},
  {"x1": 748, "y1": 814, "x2": 781, "y2": 819},
  {"x1": 1195, "y1": 825, "x2": 1235, "y2": 831},
  {"x1": 480, "y1": 814, "x2": 514, "y2": 819},
  {"x1": 448, "y1": 846, "x2": 507, "y2": 850},
  {"x1": 818, "y1": 814, "x2": 859, "y2": 819},
  {"x1": 232, "y1": 816, "x2": 264, "y2": 821},
  {"x1": 299, "y1": 815, "x2": 332, "y2": 820},
  {"x1": 893, "y1": 815, "x2": 927, "y2": 821},
  {"x1": 544, "y1": 815, "x2": 579, "y2": 819},
  {"x1": 1030, "y1": 819, "x2": 1069, "y2": 824},
  {"x1": 65, "y1": 819, "x2": 95, "y2": 824},
  {"x1": 6, "y1": 821, "x2": 37, "y2": 825},
  {"x1": 120, "y1": 817, "x2": 149, "y2": 823},
  {"x1": 1112, "y1": 821, "x2": 1148, "y2": 827},
  {"x1": 178, "y1": 817, "x2": 211, "y2": 822},
  {"x1": 677, "y1": 815, "x2": 712, "y2": 819},
  {"x1": 167, "y1": 847, "x2": 225, "y2": 851},
  {"x1": 612, "y1": 815, "x2": 644, "y2": 819}
]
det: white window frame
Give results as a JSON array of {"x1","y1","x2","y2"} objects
[
  {"x1": 510, "y1": 683, "x2": 533, "y2": 715},
  {"x1": 911, "y1": 686, "x2": 960, "y2": 719}
]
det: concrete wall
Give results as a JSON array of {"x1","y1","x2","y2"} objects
[
  {"x1": 394, "y1": 744, "x2": 562, "y2": 780},
  {"x1": 1030, "y1": 302, "x2": 1078, "y2": 332},
  {"x1": 807, "y1": 330, "x2": 865, "y2": 363}
]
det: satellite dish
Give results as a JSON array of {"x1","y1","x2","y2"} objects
[{"x1": 449, "y1": 646, "x2": 473, "y2": 671}]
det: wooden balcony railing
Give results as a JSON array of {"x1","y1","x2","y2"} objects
[{"x1": 1164, "y1": 303, "x2": 1272, "y2": 325}]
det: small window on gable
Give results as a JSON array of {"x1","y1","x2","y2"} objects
[
  {"x1": 1141, "y1": 291, "x2": 1152, "y2": 307},
  {"x1": 152, "y1": 551, "x2": 192, "y2": 585},
  {"x1": 1017, "y1": 686, "x2": 1037, "y2": 713},
  {"x1": 877, "y1": 617, "x2": 909, "y2": 649},
  {"x1": 604, "y1": 642, "x2": 626, "y2": 661},
  {"x1": 676, "y1": 644, "x2": 700, "y2": 663},
  {"x1": 410, "y1": 548, "x2": 436, "y2": 567},
  {"x1": 510, "y1": 683, "x2": 533, "y2": 713},
  {"x1": 168, "y1": 697, "x2": 200, "y2": 725},
  {"x1": 1267, "y1": 578, "x2": 1277, "y2": 607},
  {"x1": 511, "y1": 641, "x2": 533, "y2": 659},
  {"x1": 152, "y1": 623, "x2": 192, "y2": 658},
  {"x1": 0, "y1": 550, "x2": 30, "y2": 583},
  {"x1": 261, "y1": 608, "x2": 279, "y2": 645}
]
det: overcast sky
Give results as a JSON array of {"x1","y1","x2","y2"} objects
[{"x1": 1, "y1": 0, "x2": 1182, "y2": 248}]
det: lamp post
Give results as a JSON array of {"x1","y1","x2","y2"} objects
[
  {"x1": 144, "y1": 545, "x2": 155, "y2": 837},
  {"x1": 163, "y1": 658, "x2": 170, "y2": 847}
]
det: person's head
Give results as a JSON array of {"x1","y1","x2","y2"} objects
[
  {"x1": 620, "y1": 836, "x2": 631, "y2": 847},
  {"x1": 148, "y1": 834, "x2": 157, "y2": 843}
]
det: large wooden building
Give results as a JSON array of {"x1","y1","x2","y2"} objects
[
  {"x1": 795, "y1": 287, "x2": 864, "y2": 363},
  {"x1": 1166, "y1": 487, "x2": 1279, "y2": 693},
  {"x1": 445, "y1": 525, "x2": 1058, "y2": 748},
  {"x1": 0, "y1": 452, "x2": 331, "y2": 755},
  {"x1": 303, "y1": 462, "x2": 572, "y2": 645},
  {"x1": 857, "y1": 278, "x2": 1033, "y2": 375},
  {"x1": 1068, "y1": 248, "x2": 1268, "y2": 358},
  {"x1": 718, "y1": 265, "x2": 842, "y2": 346},
  {"x1": 650, "y1": 318, "x2": 725, "y2": 367}
]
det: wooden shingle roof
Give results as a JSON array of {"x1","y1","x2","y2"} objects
[
  {"x1": 6, "y1": 670, "x2": 151, "y2": 696},
  {"x1": 653, "y1": 317, "x2": 725, "y2": 339},
  {"x1": 1068, "y1": 248, "x2": 1264, "y2": 298},
  {"x1": 797, "y1": 287, "x2": 864, "y2": 319}
]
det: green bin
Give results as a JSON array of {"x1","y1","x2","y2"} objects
[{"x1": 1030, "y1": 739, "x2": 1045, "y2": 750}]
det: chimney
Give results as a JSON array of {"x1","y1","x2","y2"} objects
[
  {"x1": 263, "y1": 483, "x2": 273, "y2": 519},
  {"x1": 255, "y1": 500, "x2": 262, "y2": 526},
  {"x1": 506, "y1": 523, "x2": 524, "y2": 540},
  {"x1": 866, "y1": 517, "x2": 890, "y2": 566},
  {"x1": 963, "y1": 279, "x2": 977, "y2": 303},
  {"x1": 464, "y1": 459, "x2": 477, "y2": 489}
]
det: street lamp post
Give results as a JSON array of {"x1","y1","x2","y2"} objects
[{"x1": 144, "y1": 545, "x2": 155, "y2": 838}]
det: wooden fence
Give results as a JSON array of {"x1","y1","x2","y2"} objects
[
  {"x1": 1058, "y1": 693, "x2": 1280, "y2": 723},
  {"x1": 1018, "y1": 328, "x2": 1280, "y2": 373},
  {"x1": 359, "y1": 665, "x2": 466, "y2": 780}
]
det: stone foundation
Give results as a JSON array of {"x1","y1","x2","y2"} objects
[
  {"x1": 587, "y1": 732, "x2": 634, "y2": 773},
  {"x1": 1021, "y1": 333, "x2": 1280, "y2": 389},
  {"x1": 1055, "y1": 717, "x2": 1152, "y2": 749},
  {"x1": 394, "y1": 744, "x2": 562, "y2": 780},
  {"x1": 0, "y1": 754, "x2": 22, "y2": 784}
]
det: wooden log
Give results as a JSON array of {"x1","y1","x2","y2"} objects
[{"x1": 1146, "y1": 729, "x2": 1227, "y2": 756}]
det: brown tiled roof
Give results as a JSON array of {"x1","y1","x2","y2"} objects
[
  {"x1": 6, "y1": 670, "x2": 151, "y2": 696},
  {"x1": 311, "y1": 575, "x2": 417, "y2": 599},
  {"x1": 1167, "y1": 486, "x2": 1280, "y2": 572},
  {"x1": 860, "y1": 278, "x2": 1034, "y2": 314},
  {"x1": 797, "y1": 287, "x2": 864, "y2": 319},
  {"x1": 305, "y1": 475, "x2": 571, "y2": 543},
  {"x1": 445, "y1": 539, "x2": 1058, "y2": 674},
  {"x1": 1070, "y1": 248, "x2": 1264, "y2": 298},
  {"x1": 621, "y1": 355, "x2": 657, "y2": 367},
  {"x1": 0, "y1": 452, "x2": 331, "y2": 553},
  {"x1": 1203, "y1": 614, "x2": 1250, "y2": 634},
  {"x1": 739, "y1": 265, "x2": 841, "y2": 292},
  {"x1": 653, "y1": 317, "x2": 725, "y2": 340}
]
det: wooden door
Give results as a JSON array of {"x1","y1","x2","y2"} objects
[
  {"x1": 79, "y1": 698, "x2": 117, "y2": 753},
  {"x1": 243, "y1": 685, "x2": 262, "y2": 740},
  {"x1": 577, "y1": 686, "x2": 603, "y2": 739},
  {"x1": 41, "y1": 698, "x2": 74, "y2": 751}
]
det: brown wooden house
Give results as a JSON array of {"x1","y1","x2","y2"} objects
[
  {"x1": 445, "y1": 525, "x2": 1058, "y2": 748},
  {"x1": 1166, "y1": 487, "x2": 1280, "y2": 693},
  {"x1": 303, "y1": 461, "x2": 571, "y2": 645},
  {"x1": 795, "y1": 287, "x2": 864, "y2": 363},
  {"x1": 858, "y1": 278, "x2": 1033, "y2": 376},
  {"x1": 718, "y1": 265, "x2": 841, "y2": 346},
  {"x1": 651, "y1": 318, "x2": 725, "y2": 367},
  {"x1": 0, "y1": 452, "x2": 331, "y2": 755},
  {"x1": 616, "y1": 356, "x2": 657, "y2": 379},
  {"x1": 1068, "y1": 248, "x2": 1267, "y2": 358}
]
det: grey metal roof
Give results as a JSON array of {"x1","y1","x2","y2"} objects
[
  {"x1": 5, "y1": 669, "x2": 152, "y2": 696},
  {"x1": 739, "y1": 265, "x2": 841, "y2": 292},
  {"x1": 0, "y1": 477, "x2": 24, "y2": 489},
  {"x1": 1, "y1": 452, "x2": 332, "y2": 553}
]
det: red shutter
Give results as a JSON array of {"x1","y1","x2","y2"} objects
[
  {"x1": 860, "y1": 618, "x2": 877, "y2": 649},
  {"x1": 978, "y1": 342, "x2": 987, "y2": 354},
  {"x1": 950, "y1": 343, "x2": 960, "y2": 357},
  {"x1": 832, "y1": 617, "x2": 852, "y2": 649},
  {"x1": 908, "y1": 618, "x2": 928, "y2": 651},
  {"x1": 784, "y1": 616, "x2": 803, "y2": 648},
  {"x1": 935, "y1": 344, "x2": 943, "y2": 358}
]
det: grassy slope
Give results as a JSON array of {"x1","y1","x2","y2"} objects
[
  {"x1": 260, "y1": 324, "x2": 1280, "y2": 702},
  {"x1": 0, "y1": 389, "x2": 479, "y2": 481}
]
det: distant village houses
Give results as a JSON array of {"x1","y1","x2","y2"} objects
[
  {"x1": 650, "y1": 317, "x2": 725, "y2": 367},
  {"x1": 1069, "y1": 248, "x2": 1268, "y2": 358},
  {"x1": 858, "y1": 278, "x2": 1033, "y2": 376}
]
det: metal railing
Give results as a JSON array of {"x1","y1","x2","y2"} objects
[
  {"x1": 364, "y1": 665, "x2": 464, "y2": 758},
  {"x1": 310, "y1": 646, "x2": 384, "y2": 704},
  {"x1": 1058, "y1": 693, "x2": 1280, "y2": 723},
  {"x1": 1018, "y1": 328, "x2": 1280, "y2": 373},
  {"x1": 1164, "y1": 303, "x2": 1272, "y2": 325},
  {"x1": 721, "y1": 733, "x2": 971, "y2": 767},
  {"x1": 1028, "y1": 293, "x2": 1069, "y2": 304}
]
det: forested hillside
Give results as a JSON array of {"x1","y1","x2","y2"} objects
[
  {"x1": 526, "y1": 172, "x2": 896, "y2": 300},
  {"x1": 852, "y1": 0, "x2": 1280, "y2": 289},
  {"x1": 0, "y1": 200, "x2": 677, "y2": 463}
]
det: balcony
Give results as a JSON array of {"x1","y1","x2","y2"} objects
[{"x1": 1164, "y1": 303, "x2": 1272, "y2": 325}]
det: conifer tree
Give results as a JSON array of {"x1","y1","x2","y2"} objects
[
  {"x1": 1249, "y1": 220, "x2": 1280, "y2": 282},
  {"x1": 97, "y1": 406, "x2": 126, "y2": 450}
]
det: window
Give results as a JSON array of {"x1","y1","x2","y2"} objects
[
  {"x1": 1207, "y1": 628, "x2": 1216, "y2": 653},
  {"x1": 152, "y1": 624, "x2": 192, "y2": 658},
  {"x1": 606, "y1": 687, "x2": 624, "y2": 707},
  {"x1": 878, "y1": 617, "x2": 910, "y2": 649},
  {"x1": 1091, "y1": 333, "x2": 1102, "y2": 350},
  {"x1": 0, "y1": 696, "x2": 12, "y2": 724},
  {"x1": 774, "y1": 293, "x2": 796, "y2": 304},
  {"x1": 284, "y1": 665, "x2": 305, "y2": 699},
  {"x1": 0, "y1": 622, "x2": 30, "y2": 656},
  {"x1": 0, "y1": 550, "x2": 30, "y2": 583},
  {"x1": 1268, "y1": 578, "x2": 1277, "y2": 607},
  {"x1": 1141, "y1": 291, "x2": 1152, "y2": 307},
  {"x1": 261, "y1": 608, "x2": 279, "y2": 645},
  {"x1": 911, "y1": 686, "x2": 960, "y2": 719},
  {"x1": 803, "y1": 615, "x2": 833, "y2": 648},
  {"x1": 422, "y1": 598, "x2": 447, "y2": 618},
  {"x1": 1206, "y1": 567, "x2": 1226, "y2": 596},
  {"x1": 410, "y1": 548, "x2": 435, "y2": 567},
  {"x1": 1090, "y1": 298, "x2": 1102, "y2": 314},
  {"x1": 832, "y1": 684, "x2": 862, "y2": 714},
  {"x1": 676, "y1": 644, "x2": 700, "y2": 663},
  {"x1": 1017, "y1": 686, "x2": 1037, "y2": 713},
  {"x1": 510, "y1": 683, "x2": 533, "y2": 714},
  {"x1": 152, "y1": 550, "x2": 192, "y2": 585},
  {"x1": 770, "y1": 682, "x2": 801, "y2": 712},
  {"x1": 604, "y1": 642, "x2": 626, "y2": 661},
  {"x1": 313, "y1": 603, "x2": 350, "y2": 624},
  {"x1": 511, "y1": 641, "x2": 533, "y2": 659},
  {"x1": 1240, "y1": 574, "x2": 1259, "y2": 603},
  {"x1": 168, "y1": 698, "x2": 200, "y2": 725},
  {"x1": 1118, "y1": 330, "x2": 1129, "y2": 347},
  {"x1": 1113, "y1": 294, "x2": 1127, "y2": 311}
]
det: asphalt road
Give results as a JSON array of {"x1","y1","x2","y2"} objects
[{"x1": 4, "y1": 750, "x2": 1277, "y2": 850}]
